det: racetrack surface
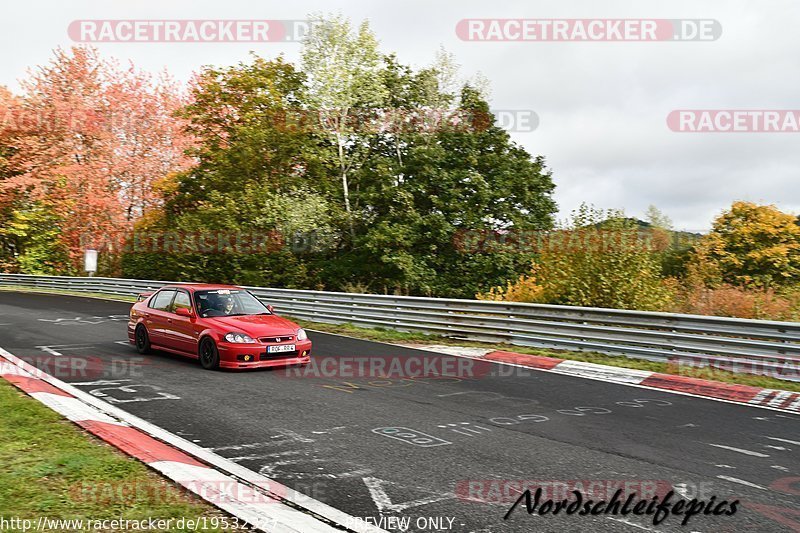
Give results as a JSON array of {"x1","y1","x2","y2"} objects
[{"x1": 1, "y1": 291, "x2": 798, "y2": 532}]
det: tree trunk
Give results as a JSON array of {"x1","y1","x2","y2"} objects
[{"x1": 337, "y1": 133, "x2": 356, "y2": 240}]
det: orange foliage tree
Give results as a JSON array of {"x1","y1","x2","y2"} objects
[{"x1": 0, "y1": 46, "x2": 194, "y2": 271}]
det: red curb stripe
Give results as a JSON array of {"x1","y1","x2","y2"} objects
[
  {"x1": 640, "y1": 373, "x2": 763, "y2": 403},
  {"x1": 758, "y1": 391, "x2": 779, "y2": 406},
  {"x1": 77, "y1": 420, "x2": 206, "y2": 467},
  {"x1": 780, "y1": 394, "x2": 800, "y2": 409},
  {"x1": 485, "y1": 350, "x2": 564, "y2": 369},
  {"x1": 2, "y1": 374, "x2": 73, "y2": 397}
]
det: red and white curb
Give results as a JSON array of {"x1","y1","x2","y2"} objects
[
  {"x1": 411, "y1": 345, "x2": 800, "y2": 414},
  {"x1": 0, "y1": 346, "x2": 386, "y2": 533}
]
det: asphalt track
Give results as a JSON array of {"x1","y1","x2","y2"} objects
[{"x1": 1, "y1": 291, "x2": 798, "y2": 533}]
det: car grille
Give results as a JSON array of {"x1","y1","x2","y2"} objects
[
  {"x1": 259, "y1": 335, "x2": 294, "y2": 343},
  {"x1": 260, "y1": 351, "x2": 298, "y2": 361}
]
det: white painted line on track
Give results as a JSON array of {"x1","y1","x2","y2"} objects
[
  {"x1": 36, "y1": 346, "x2": 62, "y2": 356},
  {"x1": 715, "y1": 475, "x2": 767, "y2": 490},
  {"x1": 707, "y1": 443, "x2": 770, "y2": 457},
  {"x1": 605, "y1": 516, "x2": 660, "y2": 531},
  {"x1": 766, "y1": 436, "x2": 800, "y2": 446}
]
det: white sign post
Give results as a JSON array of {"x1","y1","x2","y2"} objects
[{"x1": 84, "y1": 249, "x2": 98, "y2": 277}]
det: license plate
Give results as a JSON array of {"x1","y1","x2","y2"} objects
[{"x1": 267, "y1": 344, "x2": 295, "y2": 354}]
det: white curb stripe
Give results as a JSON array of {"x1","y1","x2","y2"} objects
[
  {"x1": 29, "y1": 391, "x2": 126, "y2": 425},
  {"x1": 549, "y1": 360, "x2": 654, "y2": 385},
  {"x1": 150, "y1": 461, "x2": 334, "y2": 533},
  {"x1": 0, "y1": 361, "x2": 31, "y2": 376}
]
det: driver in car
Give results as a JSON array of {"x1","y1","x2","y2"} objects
[{"x1": 203, "y1": 293, "x2": 236, "y2": 317}]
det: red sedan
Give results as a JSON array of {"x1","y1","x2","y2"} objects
[{"x1": 128, "y1": 284, "x2": 311, "y2": 370}]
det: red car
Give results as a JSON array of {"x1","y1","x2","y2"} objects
[{"x1": 128, "y1": 284, "x2": 311, "y2": 370}]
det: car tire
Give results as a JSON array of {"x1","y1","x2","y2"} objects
[
  {"x1": 135, "y1": 324, "x2": 151, "y2": 354},
  {"x1": 199, "y1": 337, "x2": 220, "y2": 370}
]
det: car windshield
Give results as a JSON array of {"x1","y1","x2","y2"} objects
[{"x1": 193, "y1": 289, "x2": 271, "y2": 318}]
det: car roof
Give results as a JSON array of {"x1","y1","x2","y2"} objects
[{"x1": 160, "y1": 283, "x2": 244, "y2": 292}]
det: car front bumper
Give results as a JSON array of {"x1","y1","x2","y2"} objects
[{"x1": 217, "y1": 340, "x2": 312, "y2": 370}]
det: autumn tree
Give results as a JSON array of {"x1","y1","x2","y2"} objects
[
  {"x1": 124, "y1": 56, "x2": 335, "y2": 287},
  {"x1": 0, "y1": 46, "x2": 193, "y2": 272},
  {"x1": 692, "y1": 201, "x2": 800, "y2": 288},
  {"x1": 479, "y1": 205, "x2": 673, "y2": 310}
]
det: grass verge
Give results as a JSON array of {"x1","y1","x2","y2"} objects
[
  {"x1": 2, "y1": 284, "x2": 797, "y2": 393},
  {"x1": 0, "y1": 380, "x2": 244, "y2": 531}
]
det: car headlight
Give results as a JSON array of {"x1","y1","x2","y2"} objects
[
  {"x1": 296, "y1": 328, "x2": 307, "y2": 341},
  {"x1": 224, "y1": 332, "x2": 255, "y2": 343}
]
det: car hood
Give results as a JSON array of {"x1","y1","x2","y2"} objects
[{"x1": 205, "y1": 314, "x2": 300, "y2": 338}]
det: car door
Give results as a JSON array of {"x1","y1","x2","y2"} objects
[
  {"x1": 165, "y1": 289, "x2": 199, "y2": 355},
  {"x1": 145, "y1": 289, "x2": 176, "y2": 347}
]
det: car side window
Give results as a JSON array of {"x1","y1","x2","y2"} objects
[
  {"x1": 149, "y1": 290, "x2": 176, "y2": 311},
  {"x1": 172, "y1": 290, "x2": 192, "y2": 313}
]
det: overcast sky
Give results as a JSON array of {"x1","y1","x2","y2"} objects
[{"x1": 3, "y1": 0, "x2": 798, "y2": 232}]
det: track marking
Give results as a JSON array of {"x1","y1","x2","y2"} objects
[
  {"x1": 362, "y1": 477, "x2": 453, "y2": 514},
  {"x1": 714, "y1": 464, "x2": 735, "y2": 469},
  {"x1": 606, "y1": 517, "x2": 661, "y2": 531},
  {"x1": 228, "y1": 450, "x2": 306, "y2": 462},
  {"x1": 372, "y1": 427, "x2": 451, "y2": 447},
  {"x1": 310, "y1": 426, "x2": 348, "y2": 435},
  {"x1": 716, "y1": 475, "x2": 766, "y2": 490},
  {"x1": 707, "y1": 443, "x2": 769, "y2": 457},
  {"x1": 673, "y1": 483, "x2": 692, "y2": 500},
  {"x1": 37, "y1": 346, "x2": 62, "y2": 356},
  {"x1": 766, "y1": 436, "x2": 800, "y2": 446},
  {"x1": 771, "y1": 465, "x2": 790, "y2": 472},
  {"x1": 209, "y1": 441, "x2": 286, "y2": 452}
]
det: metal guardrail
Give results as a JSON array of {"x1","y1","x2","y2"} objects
[{"x1": 1, "y1": 273, "x2": 798, "y2": 381}]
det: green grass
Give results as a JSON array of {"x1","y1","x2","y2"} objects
[
  {"x1": 0, "y1": 381, "x2": 244, "y2": 531},
  {"x1": 3, "y1": 284, "x2": 797, "y2": 392}
]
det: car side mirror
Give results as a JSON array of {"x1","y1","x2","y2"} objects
[
  {"x1": 175, "y1": 307, "x2": 194, "y2": 317},
  {"x1": 267, "y1": 304, "x2": 275, "y2": 314}
]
